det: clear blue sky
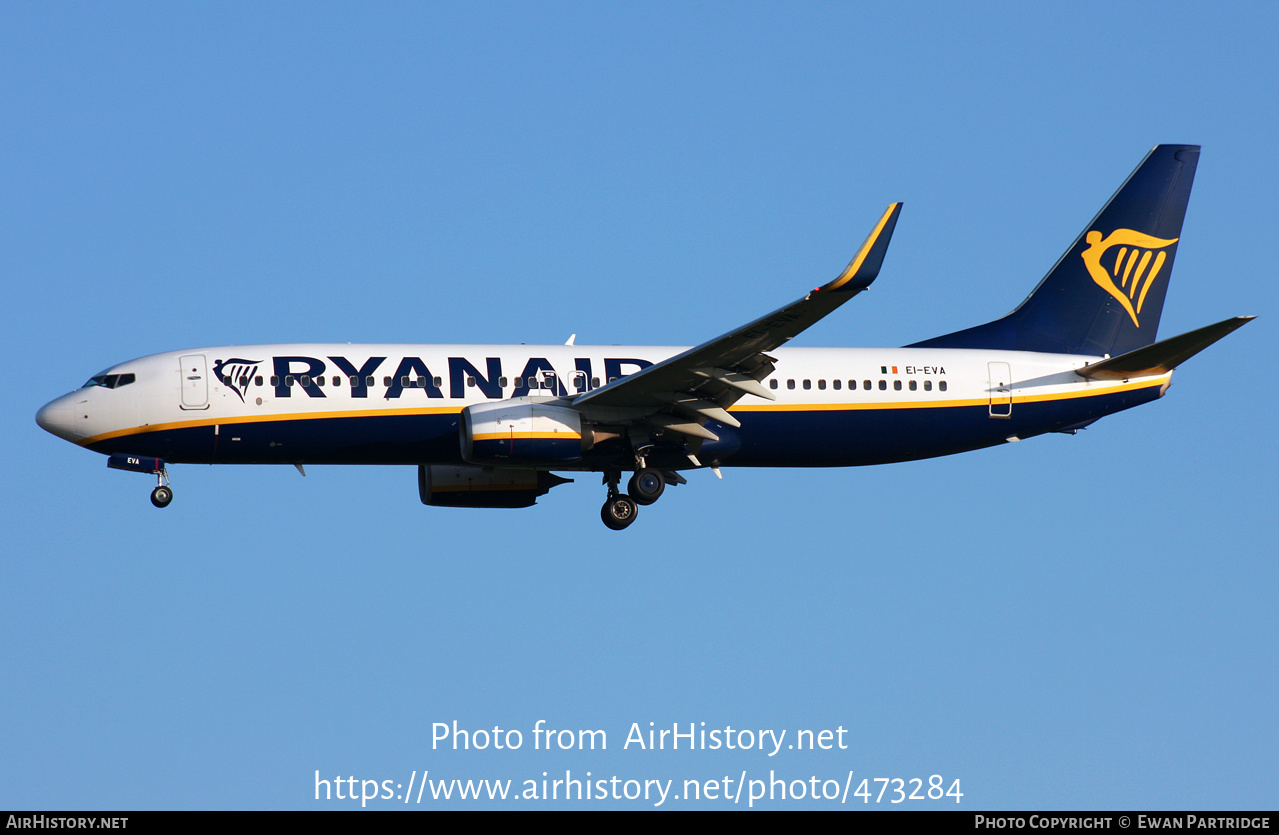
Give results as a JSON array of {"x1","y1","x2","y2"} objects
[{"x1": 3, "y1": 2, "x2": 1274, "y2": 810}]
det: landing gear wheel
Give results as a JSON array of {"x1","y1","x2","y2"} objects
[
  {"x1": 150, "y1": 485, "x2": 173, "y2": 508},
  {"x1": 601, "y1": 495, "x2": 639, "y2": 530},
  {"x1": 628, "y1": 470, "x2": 665, "y2": 505}
]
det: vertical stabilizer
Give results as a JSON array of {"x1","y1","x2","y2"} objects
[{"x1": 909, "y1": 145, "x2": 1199, "y2": 356}]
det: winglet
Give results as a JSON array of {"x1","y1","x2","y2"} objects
[{"x1": 822, "y1": 202, "x2": 903, "y2": 293}]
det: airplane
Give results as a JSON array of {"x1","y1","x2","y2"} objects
[{"x1": 36, "y1": 144, "x2": 1252, "y2": 530}]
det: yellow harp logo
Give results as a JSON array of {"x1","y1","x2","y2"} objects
[{"x1": 1081, "y1": 229, "x2": 1178, "y2": 327}]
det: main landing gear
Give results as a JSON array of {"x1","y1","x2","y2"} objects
[
  {"x1": 628, "y1": 469, "x2": 665, "y2": 505},
  {"x1": 599, "y1": 468, "x2": 669, "y2": 530},
  {"x1": 601, "y1": 490, "x2": 639, "y2": 531}
]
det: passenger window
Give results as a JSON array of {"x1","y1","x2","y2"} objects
[
  {"x1": 939, "y1": 381, "x2": 948, "y2": 391},
  {"x1": 467, "y1": 376, "x2": 476, "y2": 387},
  {"x1": 366, "y1": 376, "x2": 375, "y2": 387},
  {"x1": 286, "y1": 376, "x2": 295, "y2": 387},
  {"x1": 592, "y1": 377, "x2": 600, "y2": 387},
  {"x1": 315, "y1": 376, "x2": 324, "y2": 387},
  {"x1": 863, "y1": 380, "x2": 872, "y2": 390},
  {"x1": 832, "y1": 379, "x2": 840, "y2": 390},
  {"x1": 434, "y1": 376, "x2": 442, "y2": 387},
  {"x1": 803, "y1": 379, "x2": 811, "y2": 390},
  {"x1": 271, "y1": 376, "x2": 280, "y2": 387},
  {"x1": 332, "y1": 376, "x2": 341, "y2": 387},
  {"x1": 924, "y1": 380, "x2": 932, "y2": 391},
  {"x1": 500, "y1": 377, "x2": 508, "y2": 387},
  {"x1": 909, "y1": 380, "x2": 917, "y2": 391},
  {"x1": 878, "y1": 380, "x2": 886, "y2": 391},
  {"x1": 787, "y1": 379, "x2": 796, "y2": 390},
  {"x1": 770, "y1": 379, "x2": 779, "y2": 390},
  {"x1": 349, "y1": 375, "x2": 359, "y2": 386},
  {"x1": 255, "y1": 376, "x2": 263, "y2": 386},
  {"x1": 894, "y1": 380, "x2": 902, "y2": 391}
]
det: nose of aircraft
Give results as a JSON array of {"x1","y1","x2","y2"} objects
[{"x1": 36, "y1": 393, "x2": 86, "y2": 443}]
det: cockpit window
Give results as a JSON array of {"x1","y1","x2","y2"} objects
[{"x1": 81, "y1": 373, "x2": 136, "y2": 389}]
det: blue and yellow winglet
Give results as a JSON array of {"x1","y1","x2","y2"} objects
[{"x1": 820, "y1": 202, "x2": 903, "y2": 293}]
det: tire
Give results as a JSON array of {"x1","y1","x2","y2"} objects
[
  {"x1": 151, "y1": 486, "x2": 173, "y2": 508},
  {"x1": 601, "y1": 495, "x2": 639, "y2": 530},
  {"x1": 627, "y1": 470, "x2": 665, "y2": 506}
]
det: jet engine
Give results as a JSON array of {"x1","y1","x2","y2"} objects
[
  {"x1": 460, "y1": 401, "x2": 593, "y2": 465},
  {"x1": 418, "y1": 465, "x2": 571, "y2": 509}
]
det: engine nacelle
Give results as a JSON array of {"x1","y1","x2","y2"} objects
[
  {"x1": 460, "y1": 401, "x2": 591, "y2": 465},
  {"x1": 418, "y1": 465, "x2": 571, "y2": 509}
]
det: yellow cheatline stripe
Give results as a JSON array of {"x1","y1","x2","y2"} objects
[
  {"x1": 471, "y1": 432, "x2": 582, "y2": 441},
  {"x1": 825, "y1": 203, "x2": 901, "y2": 291},
  {"x1": 731, "y1": 375, "x2": 1170, "y2": 412},
  {"x1": 79, "y1": 405, "x2": 464, "y2": 446}
]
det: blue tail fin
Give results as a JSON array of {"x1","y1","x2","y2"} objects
[{"x1": 909, "y1": 145, "x2": 1200, "y2": 356}]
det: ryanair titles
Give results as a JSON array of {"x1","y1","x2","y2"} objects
[{"x1": 214, "y1": 354, "x2": 655, "y2": 402}]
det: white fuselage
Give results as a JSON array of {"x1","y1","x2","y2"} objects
[{"x1": 37, "y1": 343, "x2": 1169, "y2": 470}]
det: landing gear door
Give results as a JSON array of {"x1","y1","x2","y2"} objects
[
  {"x1": 988, "y1": 361, "x2": 1012, "y2": 418},
  {"x1": 180, "y1": 354, "x2": 210, "y2": 410}
]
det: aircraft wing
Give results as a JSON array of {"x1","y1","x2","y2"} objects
[{"x1": 571, "y1": 203, "x2": 902, "y2": 441}]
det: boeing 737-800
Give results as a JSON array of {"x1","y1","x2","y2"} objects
[{"x1": 36, "y1": 145, "x2": 1251, "y2": 529}]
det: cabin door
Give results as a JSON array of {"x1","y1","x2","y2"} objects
[
  {"x1": 179, "y1": 354, "x2": 210, "y2": 410},
  {"x1": 988, "y1": 362, "x2": 1012, "y2": 418}
]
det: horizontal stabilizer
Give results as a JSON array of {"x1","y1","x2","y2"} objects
[{"x1": 1076, "y1": 316, "x2": 1254, "y2": 380}]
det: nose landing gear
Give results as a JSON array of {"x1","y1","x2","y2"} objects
[
  {"x1": 106, "y1": 453, "x2": 173, "y2": 508},
  {"x1": 150, "y1": 483, "x2": 173, "y2": 508}
]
